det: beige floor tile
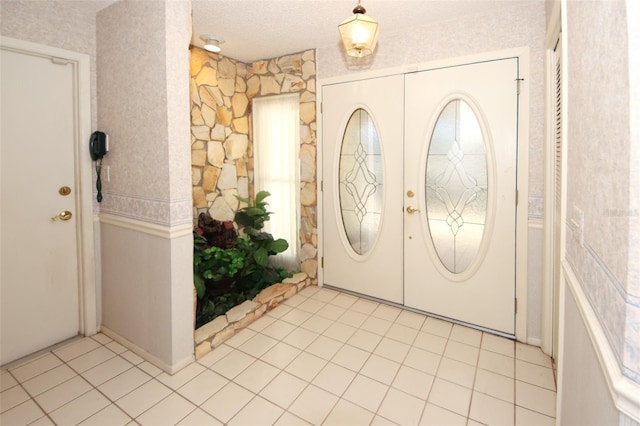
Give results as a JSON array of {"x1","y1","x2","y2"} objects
[
  {"x1": 79, "y1": 403, "x2": 131, "y2": 426},
  {"x1": 49, "y1": 389, "x2": 110, "y2": 425},
  {"x1": 10, "y1": 353, "x2": 62, "y2": 382},
  {"x1": 82, "y1": 356, "x2": 133, "y2": 387},
  {"x1": 300, "y1": 315, "x2": 333, "y2": 334},
  {"x1": 35, "y1": 375, "x2": 92, "y2": 413},
  {"x1": 274, "y1": 411, "x2": 311, "y2": 425},
  {"x1": 298, "y1": 286, "x2": 320, "y2": 298},
  {"x1": 421, "y1": 317, "x2": 453, "y2": 338},
  {"x1": 260, "y1": 319, "x2": 297, "y2": 340},
  {"x1": 238, "y1": 333, "x2": 279, "y2": 358},
  {"x1": 1, "y1": 384, "x2": 30, "y2": 413},
  {"x1": 89, "y1": 333, "x2": 113, "y2": 345},
  {"x1": 443, "y1": 340, "x2": 480, "y2": 366},
  {"x1": 98, "y1": 367, "x2": 152, "y2": 401},
  {"x1": 310, "y1": 288, "x2": 340, "y2": 303},
  {"x1": 0, "y1": 400, "x2": 45, "y2": 425},
  {"x1": 481, "y1": 333, "x2": 515, "y2": 357},
  {"x1": 137, "y1": 361, "x2": 163, "y2": 377},
  {"x1": 247, "y1": 313, "x2": 277, "y2": 332},
  {"x1": 224, "y1": 328, "x2": 257, "y2": 348},
  {"x1": 515, "y1": 359, "x2": 556, "y2": 390},
  {"x1": 436, "y1": 357, "x2": 476, "y2": 389},
  {"x1": 449, "y1": 324, "x2": 482, "y2": 347},
  {"x1": 371, "y1": 304, "x2": 402, "y2": 321},
  {"x1": 515, "y1": 405, "x2": 555, "y2": 426},
  {"x1": 331, "y1": 343, "x2": 370, "y2": 372},
  {"x1": 67, "y1": 347, "x2": 117, "y2": 374},
  {"x1": 392, "y1": 365, "x2": 434, "y2": 400},
  {"x1": 288, "y1": 384, "x2": 338, "y2": 425},
  {"x1": 427, "y1": 378, "x2": 472, "y2": 416},
  {"x1": 136, "y1": 393, "x2": 196, "y2": 426},
  {"x1": 516, "y1": 342, "x2": 553, "y2": 368},
  {"x1": 515, "y1": 380, "x2": 556, "y2": 418},
  {"x1": 373, "y1": 337, "x2": 410, "y2": 363},
  {"x1": 474, "y1": 368, "x2": 515, "y2": 403},
  {"x1": 260, "y1": 342, "x2": 302, "y2": 369},
  {"x1": 0, "y1": 371, "x2": 18, "y2": 392},
  {"x1": 201, "y1": 382, "x2": 254, "y2": 424},
  {"x1": 53, "y1": 338, "x2": 101, "y2": 363},
  {"x1": 315, "y1": 304, "x2": 347, "y2": 321},
  {"x1": 347, "y1": 329, "x2": 383, "y2": 352},
  {"x1": 296, "y1": 298, "x2": 326, "y2": 314},
  {"x1": 342, "y1": 375, "x2": 389, "y2": 413},
  {"x1": 228, "y1": 395, "x2": 284, "y2": 426},
  {"x1": 280, "y1": 308, "x2": 313, "y2": 326},
  {"x1": 259, "y1": 371, "x2": 308, "y2": 409},
  {"x1": 330, "y1": 293, "x2": 359, "y2": 309},
  {"x1": 323, "y1": 399, "x2": 375, "y2": 426},
  {"x1": 157, "y1": 362, "x2": 206, "y2": 390},
  {"x1": 282, "y1": 327, "x2": 318, "y2": 350},
  {"x1": 350, "y1": 298, "x2": 379, "y2": 315},
  {"x1": 413, "y1": 331, "x2": 448, "y2": 355},
  {"x1": 312, "y1": 362, "x2": 356, "y2": 396},
  {"x1": 285, "y1": 352, "x2": 326, "y2": 382},
  {"x1": 323, "y1": 322, "x2": 357, "y2": 343},
  {"x1": 359, "y1": 316, "x2": 393, "y2": 336},
  {"x1": 176, "y1": 408, "x2": 223, "y2": 425},
  {"x1": 378, "y1": 388, "x2": 426, "y2": 426},
  {"x1": 360, "y1": 354, "x2": 400, "y2": 385},
  {"x1": 337, "y1": 310, "x2": 368, "y2": 328},
  {"x1": 395, "y1": 310, "x2": 427, "y2": 330},
  {"x1": 234, "y1": 360, "x2": 280, "y2": 393},
  {"x1": 177, "y1": 369, "x2": 228, "y2": 406},
  {"x1": 371, "y1": 414, "x2": 400, "y2": 425},
  {"x1": 210, "y1": 349, "x2": 256, "y2": 380},
  {"x1": 306, "y1": 335, "x2": 343, "y2": 360},
  {"x1": 386, "y1": 323, "x2": 419, "y2": 345},
  {"x1": 115, "y1": 379, "x2": 172, "y2": 418},
  {"x1": 419, "y1": 403, "x2": 467, "y2": 426},
  {"x1": 196, "y1": 344, "x2": 233, "y2": 368},
  {"x1": 469, "y1": 390, "x2": 514, "y2": 425},
  {"x1": 404, "y1": 347, "x2": 442, "y2": 375},
  {"x1": 478, "y1": 349, "x2": 515, "y2": 378}
]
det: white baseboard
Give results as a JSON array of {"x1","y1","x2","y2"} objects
[
  {"x1": 100, "y1": 326, "x2": 194, "y2": 375},
  {"x1": 562, "y1": 260, "x2": 640, "y2": 423},
  {"x1": 98, "y1": 213, "x2": 192, "y2": 239}
]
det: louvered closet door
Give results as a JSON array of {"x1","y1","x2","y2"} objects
[{"x1": 552, "y1": 36, "x2": 563, "y2": 359}]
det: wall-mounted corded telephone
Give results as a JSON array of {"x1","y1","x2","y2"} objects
[
  {"x1": 90, "y1": 131, "x2": 108, "y2": 161},
  {"x1": 90, "y1": 131, "x2": 108, "y2": 202}
]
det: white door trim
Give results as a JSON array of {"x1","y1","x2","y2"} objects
[
  {"x1": 318, "y1": 47, "x2": 530, "y2": 342},
  {"x1": 0, "y1": 36, "x2": 97, "y2": 337}
]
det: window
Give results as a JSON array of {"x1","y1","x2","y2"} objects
[{"x1": 252, "y1": 94, "x2": 300, "y2": 270}]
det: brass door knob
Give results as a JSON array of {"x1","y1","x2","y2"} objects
[
  {"x1": 406, "y1": 206, "x2": 421, "y2": 214},
  {"x1": 51, "y1": 211, "x2": 73, "y2": 221}
]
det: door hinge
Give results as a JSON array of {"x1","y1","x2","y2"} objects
[
  {"x1": 515, "y1": 298, "x2": 518, "y2": 314},
  {"x1": 320, "y1": 102, "x2": 323, "y2": 114},
  {"x1": 516, "y1": 78, "x2": 525, "y2": 95},
  {"x1": 321, "y1": 256, "x2": 324, "y2": 268},
  {"x1": 321, "y1": 180, "x2": 323, "y2": 192},
  {"x1": 516, "y1": 190, "x2": 519, "y2": 206}
]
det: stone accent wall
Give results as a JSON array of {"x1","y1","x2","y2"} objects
[{"x1": 190, "y1": 48, "x2": 318, "y2": 283}]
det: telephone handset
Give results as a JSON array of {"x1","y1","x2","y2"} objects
[
  {"x1": 90, "y1": 131, "x2": 108, "y2": 161},
  {"x1": 90, "y1": 131, "x2": 108, "y2": 202}
]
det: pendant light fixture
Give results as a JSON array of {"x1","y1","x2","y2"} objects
[
  {"x1": 200, "y1": 35, "x2": 224, "y2": 53},
  {"x1": 338, "y1": 0, "x2": 379, "y2": 58}
]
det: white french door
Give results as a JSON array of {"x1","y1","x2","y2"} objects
[
  {"x1": 322, "y1": 75, "x2": 404, "y2": 303},
  {"x1": 322, "y1": 58, "x2": 519, "y2": 334},
  {"x1": 404, "y1": 59, "x2": 519, "y2": 335}
]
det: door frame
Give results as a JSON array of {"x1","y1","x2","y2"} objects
[
  {"x1": 318, "y1": 47, "x2": 530, "y2": 341},
  {"x1": 1, "y1": 36, "x2": 97, "y2": 338}
]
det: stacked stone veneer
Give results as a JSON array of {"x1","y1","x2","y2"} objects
[
  {"x1": 190, "y1": 48, "x2": 318, "y2": 283},
  {"x1": 194, "y1": 273, "x2": 311, "y2": 359}
]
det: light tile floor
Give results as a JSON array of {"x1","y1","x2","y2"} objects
[{"x1": 1, "y1": 286, "x2": 557, "y2": 425}]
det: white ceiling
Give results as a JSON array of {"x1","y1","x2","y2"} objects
[{"x1": 191, "y1": 0, "x2": 523, "y2": 63}]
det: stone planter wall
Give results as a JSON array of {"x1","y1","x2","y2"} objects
[
  {"x1": 189, "y1": 48, "x2": 318, "y2": 284},
  {"x1": 194, "y1": 273, "x2": 312, "y2": 359}
]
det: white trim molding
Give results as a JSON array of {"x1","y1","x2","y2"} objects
[
  {"x1": 562, "y1": 260, "x2": 640, "y2": 423},
  {"x1": 99, "y1": 213, "x2": 193, "y2": 239}
]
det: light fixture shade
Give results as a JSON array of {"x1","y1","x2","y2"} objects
[
  {"x1": 338, "y1": 5, "x2": 379, "y2": 58},
  {"x1": 200, "y1": 35, "x2": 224, "y2": 53}
]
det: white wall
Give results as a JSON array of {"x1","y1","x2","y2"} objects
[
  {"x1": 97, "y1": 0, "x2": 194, "y2": 372},
  {"x1": 318, "y1": 1, "x2": 547, "y2": 342},
  {"x1": 559, "y1": 0, "x2": 640, "y2": 423}
]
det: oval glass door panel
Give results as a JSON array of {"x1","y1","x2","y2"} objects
[
  {"x1": 425, "y1": 99, "x2": 488, "y2": 273},
  {"x1": 339, "y1": 108, "x2": 383, "y2": 255}
]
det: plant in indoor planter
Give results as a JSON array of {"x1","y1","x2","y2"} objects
[{"x1": 193, "y1": 191, "x2": 292, "y2": 328}]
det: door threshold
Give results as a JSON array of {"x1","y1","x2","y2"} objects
[
  {"x1": 1, "y1": 334, "x2": 83, "y2": 370},
  {"x1": 323, "y1": 284, "x2": 516, "y2": 340}
]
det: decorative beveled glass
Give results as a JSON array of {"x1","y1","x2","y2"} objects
[
  {"x1": 425, "y1": 99, "x2": 488, "y2": 274},
  {"x1": 339, "y1": 109, "x2": 383, "y2": 255}
]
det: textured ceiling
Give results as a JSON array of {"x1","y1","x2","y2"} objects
[{"x1": 191, "y1": 0, "x2": 522, "y2": 63}]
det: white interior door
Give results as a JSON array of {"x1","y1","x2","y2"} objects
[
  {"x1": 404, "y1": 59, "x2": 519, "y2": 334},
  {"x1": 1, "y1": 46, "x2": 80, "y2": 364},
  {"x1": 322, "y1": 75, "x2": 404, "y2": 303}
]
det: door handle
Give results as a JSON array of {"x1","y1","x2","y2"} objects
[
  {"x1": 51, "y1": 211, "x2": 73, "y2": 221},
  {"x1": 406, "y1": 206, "x2": 421, "y2": 214}
]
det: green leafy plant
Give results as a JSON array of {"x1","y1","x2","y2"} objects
[{"x1": 193, "y1": 191, "x2": 293, "y2": 328}]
